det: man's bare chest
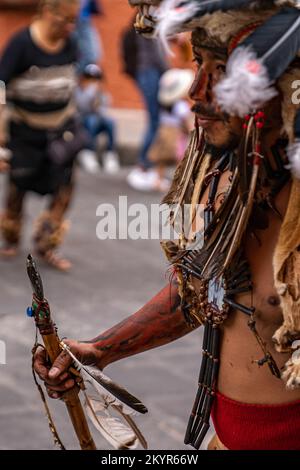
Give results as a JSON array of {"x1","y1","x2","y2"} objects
[{"x1": 192, "y1": 168, "x2": 292, "y2": 327}]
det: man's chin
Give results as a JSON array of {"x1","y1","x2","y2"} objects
[
  {"x1": 203, "y1": 130, "x2": 227, "y2": 148},
  {"x1": 203, "y1": 129, "x2": 240, "y2": 151}
]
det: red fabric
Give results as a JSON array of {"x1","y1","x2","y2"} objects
[{"x1": 211, "y1": 391, "x2": 300, "y2": 450}]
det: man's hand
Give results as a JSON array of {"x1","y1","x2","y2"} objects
[{"x1": 33, "y1": 339, "x2": 103, "y2": 399}]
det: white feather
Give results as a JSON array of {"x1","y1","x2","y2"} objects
[
  {"x1": 60, "y1": 342, "x2": 148, "y2": 449},
  {"x1": 286, "y1": 141, "x2": 300, "y2": 178},
  {"x1": 84, "y1": 394, "x2": 139, "y2": 450},
  {"x1": 214, "y1": 47, "x2": 277, "y2": 117},
  {"x1": 155, "y1": 0, "x2": 199, "y2": 54}
]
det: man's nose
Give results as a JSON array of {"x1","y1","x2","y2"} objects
[{"x1": 189, "y1": 68, "x2": 212, "y2": 104}]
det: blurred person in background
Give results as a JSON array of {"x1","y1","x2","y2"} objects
[
  {"x1": 76, "y1": 63, "x2": 120, "y2": 174},
  {"x1": 76, "y1": 0, "x2": 103, "y2": 72},
  {"x1": 0, "y1": 0, "x2": 86, "y2": 271},
  {"x1": 147, "y1": 68, "x2": 194, "y2": 193},
  {"x1": 121, "y1": 20, "x2": 168, "y2": 191}
]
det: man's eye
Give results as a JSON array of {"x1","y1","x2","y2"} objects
[
  {"x1": 193, "y1": 57, "x2": 203, "y2": 66},
  {"x1": 216, "y1": 64, "x2": 226, "y2": 73}
]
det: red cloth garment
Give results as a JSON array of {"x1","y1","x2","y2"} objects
[{"x1": 211, "y1": 391, "x2": 300, "y2": 450}]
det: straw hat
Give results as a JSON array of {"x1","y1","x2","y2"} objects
[{"x1": 158, "y1": 68, "x2": 194, "y2": 106}]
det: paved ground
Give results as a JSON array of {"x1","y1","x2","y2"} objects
[{"x1": 0, "y1": 168, "x2": 212, "y2": 451}]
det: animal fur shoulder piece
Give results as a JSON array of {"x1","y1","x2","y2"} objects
[
  {"x1": 275, "y1": 0, "x2": 300, "y2": 6},
  {"x1": 272, "y1": 178, "x2": 300, "y2": 388},
  {"x1": 188, "y1": 8, "x2": 277, "y2": 45},
  {"x1": 157, "y1": 5, "x2": 278, "y2": 45},
  {"x1": 278, "y1": 67, "x2": 300, "y2": 142}
]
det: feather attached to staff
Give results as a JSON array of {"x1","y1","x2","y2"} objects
[
  {"x1": 61, "y1": 343, "x2": 148, "y2": 449},
  {"x1": 60, "y1": 342, "x2": 148, "y2": 415}
]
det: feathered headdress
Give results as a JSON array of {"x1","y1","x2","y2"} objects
[
  {"x1": 156, "y1": 0, "x2": 299, "y2": 36},
  {"x1": 156, "y1": 0, "x2": 283, "y2": 40},
  {"x1": 156, "y1": 0, "x2": 300, "y2": 172},
  {"x1": 215, "y1": 6, "x2": 300, "y2": 116}
]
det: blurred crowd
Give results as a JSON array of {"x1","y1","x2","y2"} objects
[{"x1": 0, "y1": 0, "x2": 193, "y2": 269}]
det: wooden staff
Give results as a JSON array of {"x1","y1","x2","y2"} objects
[{"x1": 27, "y1": 254, "x2": 96, "y2": 451}]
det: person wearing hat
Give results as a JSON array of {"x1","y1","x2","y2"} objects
[
  {"x1": 33, "y1": 0, "x2": 300, "y2": 449},
  {"x1": 76, "y1": 63, "x2": 120, "y2": 173},
  {"x1": 147, "y1": 68, "x2": 193, "y2": 192}
]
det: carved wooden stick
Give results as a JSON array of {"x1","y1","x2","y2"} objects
[{"x1": 27, "y1": 255, "x2": 96, "y2": 451}]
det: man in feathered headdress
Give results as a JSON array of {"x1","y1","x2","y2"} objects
[{"x1": 34, "y1": 0, "x2": 300, "y2": 450}]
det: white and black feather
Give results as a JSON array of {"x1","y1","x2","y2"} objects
[
  {"x1": 215, "y1": 6, "x2": 300, "y2": 115},
  {"x1": 61, "y1": 342, "x2": 148, "y2": 415}
]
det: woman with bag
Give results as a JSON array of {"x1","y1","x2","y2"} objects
[{"x1": 0, "y1": 0, "x2": 85, "y2": 271}]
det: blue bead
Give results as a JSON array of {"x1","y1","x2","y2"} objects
[{"x1": 26, "y1": 307, "x2": 34, "y2": 317}]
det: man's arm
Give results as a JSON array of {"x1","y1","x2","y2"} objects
[
  {"x1": 33, "y1": 280, "x2": 198, "y2": 398},
  {"x1": 87, "y1": 278, "x2": 195, "y2": 368}
]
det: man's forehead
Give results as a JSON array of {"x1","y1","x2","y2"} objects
[
  {"x1": 55, "y1": 2, "x2": 79, "y2": 14},
  {"x1": 193, "y1": 45, "x2": 228, "y2": 61},
  {"x1": 128, "y1": 0, "x2": 161, "y2": 5}
]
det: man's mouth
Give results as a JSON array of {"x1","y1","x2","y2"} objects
[
  {"x1": 196, "y1": 115, "x2": 221, "y2": 129},
  {"x1": 130, "y1": 2, "x2": 160, "y2": 35},
  {"x1": 197, "y1": 114, "x2": 219, "y2": 121},
  {"x1": 191, "y1": 104, "x2": 222, "y2": 128}
]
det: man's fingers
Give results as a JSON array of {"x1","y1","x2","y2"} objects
[
  {"x1": 34, "y1": 348, "x2": 71, "y2": 383},
  {"x1": 44, "y1": 373, "x2": 72, "y2": 389},
  {"x1": 34, "y1": 346, "x2": 50, "y2": 381},
  {"x1": 33, "y1": 340, "x2": 91, "y2": 399},
  {"x1": 48, "y1": 350, "x2": 73, "y2": 379},
  {"x1": 47, "y1": 389, "x2": 62, "y2": 400},
  {"x1": 45, "y1": 378, "x2": 75, "y2": 393},
  {"x1": 33, "y1": 340, "x2": 85, "y2": 401}
]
